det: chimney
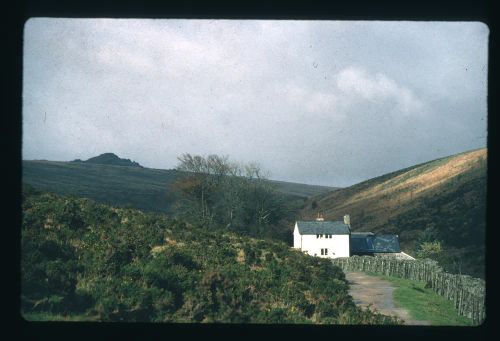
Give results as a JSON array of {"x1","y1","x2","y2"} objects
[
  {"x1": 316, "y1": 212, "x2": 324, "y2": 221},
  {"x1": 344, "y1": 214, "x2": 350, "y2": 226}
]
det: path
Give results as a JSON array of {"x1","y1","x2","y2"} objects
[{"x1": 345, "y1": 271, "x2": 431, "y2": 325}]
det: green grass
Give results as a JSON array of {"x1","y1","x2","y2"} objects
[
  {"x1": 374, "y1": 274, "x2": 474, "y2": 326},
  {"x1": 21, "y1": 311, "x2": 98, "y2": 322}
]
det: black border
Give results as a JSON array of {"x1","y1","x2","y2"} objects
[{"x1": 8, "y1": 0, "x2": 495, "y2": 339}]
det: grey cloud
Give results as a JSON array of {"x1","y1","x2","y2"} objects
[{"x1": 23, "y1": 19, "x2": 488, "y2": 187}]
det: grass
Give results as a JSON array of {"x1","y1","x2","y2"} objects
[
  {"x1": 373, "y1": 274, "x2": 474, "y2": 326},
  {"x1": 21, "y1": 311, "x2": 99, "y2": 322}
]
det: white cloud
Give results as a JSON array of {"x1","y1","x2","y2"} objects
[{"x1": 336, "y1": 66, "x2": 423, "y2": 115}]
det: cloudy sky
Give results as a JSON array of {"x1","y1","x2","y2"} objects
[{"x1": 22, "y1": 19, "x2": 488, "y2": 187}]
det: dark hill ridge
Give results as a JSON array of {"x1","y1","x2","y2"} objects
[
  {"x1": 72, "y1": 153, "x2": 143, "y2": 168},
  {"x1": 302, "y1": 148, "x2": 487, "y2": 278},
  {"x1": 22, "y1": 157, "x2": 336, "y2": 215}
]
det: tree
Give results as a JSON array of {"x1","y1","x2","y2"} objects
[
  {"x1": 416, "y1": 240, "x2": 442, "y2": 259},
  {"x1": 171, "y1": 153, "x2": 290, "y2": 236}
]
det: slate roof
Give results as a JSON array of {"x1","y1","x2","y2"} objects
[
  {"x1": 350, "y1": 234, "x2": 401, "y2": 253},
  {"x1": 296, "y1": 220, "x2": 350, "y2": 235}
]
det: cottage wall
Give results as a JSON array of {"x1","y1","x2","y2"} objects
[
  {"x1": 293, "y1": 224, "x2": 302, "y2": 249},
  {"x1": 300, "y1": 234, "x2": 350, "y2": 259}
]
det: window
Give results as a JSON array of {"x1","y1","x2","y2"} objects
[
  {"x1": 316, "y1": 234, "x2": 319, "y2": 239},
  {"x1": 320, "y1": 249, "x2": 324, "y2": 255},
  {"x1": 324, "y1": 248, "x2": 328, "y2": 255}
]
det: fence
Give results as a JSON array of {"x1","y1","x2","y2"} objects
[{"x1": 332, "y1": 255, "x2": 485, "y2": 325}]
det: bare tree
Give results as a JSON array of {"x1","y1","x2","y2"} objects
[{"x1": 171, "y1": 153, "x2": 286, "y2": 232}]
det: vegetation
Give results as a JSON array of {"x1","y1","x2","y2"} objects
[
  {"x1": 372, "y1": 274, "x2": 474, "y2": 326},
  {"x1": 21, "y1": 185, "x2": 399, "y2": 324},
  {"x1": 304, "y1": 148, "x2": 487, "y2": 278},
  {"x1": 22, "y1": 156, "x2": 334, "y2": 217},
  {"x1": 171, "y1": 154, "x2": 304, "y2": 242}
]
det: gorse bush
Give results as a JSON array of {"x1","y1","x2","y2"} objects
[{"x1": 21, "y1": 186, "x2": 400, "y2": 324}]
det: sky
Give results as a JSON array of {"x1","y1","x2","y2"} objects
[{"x1": 22, "y1": 19, "x2": 488, "y2": 187}]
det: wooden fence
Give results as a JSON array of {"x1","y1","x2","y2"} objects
[{"x1": 332, "y1": 255, "x2": 485, "y2": 325}]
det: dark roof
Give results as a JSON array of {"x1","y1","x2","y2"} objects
[
  {"x1": 296, "y1": 220, "x2": 350, "y2": 235},
  {"x1": 350, "y1": 234, "x2": 401, "y2": 253}
]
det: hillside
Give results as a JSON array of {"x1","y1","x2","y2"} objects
[
  {"x1": 72, "y1": 152, "x2": 143, "y2": 167},
  {"x1": 22, "y1": 157, "x2": 336, "y2": 215},
  {"x1": 21, "y1": 186, "x2": 398, "y2": 324},
  {"x1": 268, "y1": 179, "x2": 339, "y2": 198},
  {"x1": 22, "y1": 160, "x2": 182, "y2": 214},
  {"x1": 302, "y1": 148, "x2": 487, "y2": 278}
]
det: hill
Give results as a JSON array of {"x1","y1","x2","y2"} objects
[
  {"x1": 22, "y1": 157, "x2": 337, "y2": 215},
  {"x1": 22, "y1": 160, "x2": 181, "y2": 214},
  {"x1": 301, "y1": 148, "x2": 487, "y2": 278},
  {"x1": 268, "y1": 179, "x2": 339, "y2": 198},
  {"x1": 72, "y1": 153, "x2": 143, "y2": 167},
  {"x1": 20, "y1": 186, "x2": 397, "y2": 324}
]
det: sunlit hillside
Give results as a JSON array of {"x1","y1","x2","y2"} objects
[{"x1": 302, "y1": 148, "x2": 487, "y2": 278}]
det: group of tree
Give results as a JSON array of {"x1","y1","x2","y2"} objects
[
  {"x1": 21, "y1": 185, "x2": 399, "y2": 324},
  {"x1": 171, "y1": 154, "x2": 301, "y2": 242}
]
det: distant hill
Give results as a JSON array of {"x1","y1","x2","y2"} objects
[
  {"x1": 23, "y1": 160, "x2": 183, "y2": 214},
  {"x1": 301, "y1": 148, "x2": 487, "y2": 278},
  {"x1": 22, "y1": 156, "x2": 337, "y2": 215},
  {"x1": 72, "y1": 153, "x2": 143, "y2": 167},
  {"x1": 267, "y1": 179, "x2": 339, "y2": 198}
]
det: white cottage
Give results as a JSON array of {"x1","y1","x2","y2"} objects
[{"x1": 293, "y1": 215, "x2": 351, "y2": 259}]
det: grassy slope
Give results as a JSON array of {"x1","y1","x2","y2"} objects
[
  {"x1": 21, "y1": 188, "x2": 397, "y2": 324},
  {"x1": 267, "y1": 179, "x2": 339, "y2": 198},
  {"x1": 22, "y1": 160, "x2": 336, "y2": 215},
  {"x1": 22, "y1": 160, "x2": 182, "y2": 214},
  {"x1": 373, "y1": 274, "x2": 473, "y2": 326},
  {"x1": 302, "y1": 148, "x2": 487, "y2": 278}
]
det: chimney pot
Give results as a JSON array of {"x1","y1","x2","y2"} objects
[{"x1": 344, "y1": 214, "x2": 350, "y2": 226}]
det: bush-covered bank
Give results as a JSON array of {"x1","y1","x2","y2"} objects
[{"x1": 21, "y1": 185, "x2": 399, "y2": 324}]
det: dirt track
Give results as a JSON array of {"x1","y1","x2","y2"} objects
[{"x1": 345, "y1": 271, "x2": 431, "y2": 325}]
